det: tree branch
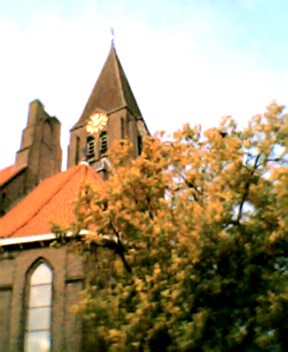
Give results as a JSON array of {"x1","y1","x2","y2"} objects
[
  {"x1": 109, "y1": 220, "x2": 132, "y2": 273},
  {"x1": 179, "y1": 174, "x2": 201, "y2": 201},
  {"x1": 235, "y1": 153, "x2": 261, "y2": 224}
]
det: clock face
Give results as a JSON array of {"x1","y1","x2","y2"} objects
[{"x1": 87, "y1": 112, "x2": 108, "y2": 134}]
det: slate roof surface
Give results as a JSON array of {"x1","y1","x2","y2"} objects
[
  {"x1": 0, "y1": 163, "x2": 104, "y2": 238},
  {"x1": 0, "y1": 164, "x2": 26, "y2": 187},
  {"x1": 72, "y1": 45, "x2": 141, "y2": 130}
]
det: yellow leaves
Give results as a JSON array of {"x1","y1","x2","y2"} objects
[
  {"x1": 243, "y1": 139, "x2": 251, "y2": 149},
  {"x1": 108, "y1": 140, "x2": 133, "y2": 168},
  {"x1": 176, "y1": 271, "x2": 185, "y2": 281},
  {"x1": 269, "y1": 231, "x2": 283, "y2": 243},
  {"x1": 74, "y1": 101, "x2": 287, "y2": 268},
  {"x1": 153, "y1": 263, "x2": 161, "y2": 278},
  {"x1": 172, "y1": 253, "x2": 182, "y2": 265},
  {"x1": 195, "y1": 199, "x2": 224, "y2": 226},
  {"x1": 134, "y1": 277, "x2": 144, "y2": 292},
  {"x1": 226, "y1": 136, "x2": 242, "y2": 152},
  {"x1": 191, "y1": 201, "x2": 203, "y2": 218},
  {"x1": 270, "y1": 166, "x2": 288, "y2": 182},
  {"x1": 192, "y1": 310, "x2": 209, "y2": 332},
  {"x1": 109, "y1": 329, "x2": 122, "y2": 340},
  {"x1": 161, "y1": 289, "x2": 171, "y2": 298},
  {"x1": 170, "y1": 305, "x2": 181, "y2": 315},
  {"x1": 207, "y1": 200, "x2": 223, "y2": 223},
  {"x1": 218, "y1": 230, "x2": 229, "y2": 239},
  {"x1": 69, "y1": 101, "x2": 288, "y2": 351},
  {"x1": 264, "y1": 100, "x2": 285, "y2": 120},
  {"x1": 278, "y1": 218, "x2": 287, "y2": 231},
  {"x1": 203, "y1": 128, "x2": 221, "y2": 145},
  {"x1": 135, "y1": 307, "x2": 144, "y2": 316},
  {"x1": 252, "y1": 114, "x2": 262, "y2": 125},
  {"x1": 270, "y1": 167, "x2": 288, "y2": 219}
]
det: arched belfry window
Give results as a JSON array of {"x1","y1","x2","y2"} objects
[
  {"x1": 75, "y1": 136, "x2": 80, "y2": 165},
  {"x1": 120, "y1": 117, "x2": 125, "y2": 139},
  {"x1": 137, "y1": 136, "x2": 143, "y2": 156},
  {"x1": 100, "y1": 131, "x2": 108, "y2": 155},
  {"x1": 24, "y1": 261, "x2": 53, "y2": 352},
  {"x1": 86, "y1": 136, "x2": 95, "y2": 160}
]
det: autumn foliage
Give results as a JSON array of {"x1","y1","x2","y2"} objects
[{"x1": 73, "y1": 102, "x2": 288, "y2": 351}]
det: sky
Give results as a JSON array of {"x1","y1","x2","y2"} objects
[{"x1": 0, "y1": 0, "x2": 288, "y2": 169}]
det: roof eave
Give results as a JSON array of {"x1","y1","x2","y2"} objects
[
  {"x1": 0, "y1": 166, "x2": 27, "y2": 187},
  {"x1": 0, "y1": 229, "x2": 117, "y2": 248}
]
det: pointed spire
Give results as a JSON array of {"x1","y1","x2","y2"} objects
[{"x1": 72, "y1": 44, "x2": 141, "y2": 130}]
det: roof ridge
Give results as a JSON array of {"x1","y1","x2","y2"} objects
[
  {"x1": 113, "y1": 48, "x2": 141, "y2": 118},
  {"x1": 112, "y1": 47, "x2": 126, "y2": 108},
  {"x1": 5, "y1": 165, "x2": 84, "y2": 237}
]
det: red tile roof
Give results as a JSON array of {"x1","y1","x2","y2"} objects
[
  {"x1": 0, "y1": 163, "x2": 104, "y2": 238},
  {"x1": 0, "y1": 164, "x2": 26, "y2": 186}
]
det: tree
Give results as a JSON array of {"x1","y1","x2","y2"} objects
[{"x1": 71, "y1": 102, "x2": 288, "y2": 351}]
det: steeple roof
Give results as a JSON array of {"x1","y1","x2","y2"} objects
[{"x1": 72, "y1": 44, "x2": 141, "y2": 130}]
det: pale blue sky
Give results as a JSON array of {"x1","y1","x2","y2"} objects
[{"x1": 1, "y1": 0, "x2": 287, "y2": 169}]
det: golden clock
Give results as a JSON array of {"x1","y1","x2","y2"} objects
[{"x1": 87, "y1": 112, "x2": 108, "y2": 134}]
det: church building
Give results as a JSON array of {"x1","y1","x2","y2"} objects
[{"x1": 0, "y1": 42, "x2": 149, "y2": 352}]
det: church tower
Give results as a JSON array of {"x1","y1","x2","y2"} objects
[
  {"x1": 16, "y1": 100, "x2": 62, "y2": 190},
  {"x1": 0, "y1": 100, "x2": 62, "y2": 216},
  {"x1": 67, "y1": 43, "x2": 149, "y2": 175}
]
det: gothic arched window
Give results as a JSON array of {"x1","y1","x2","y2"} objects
[
  {"x1": 24, "y1": 261, "x2": 53, "y2": 352},
  {"x1": 86, "y1": 136, "x2": 95, "y2": 160},
  {"x1": 100, "y1": 131, "x2": 108, "y2": 155}
]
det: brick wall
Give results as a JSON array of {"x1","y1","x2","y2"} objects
[{"x1": 0, "y1": 243, "x2": 84, "y2": 352}]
